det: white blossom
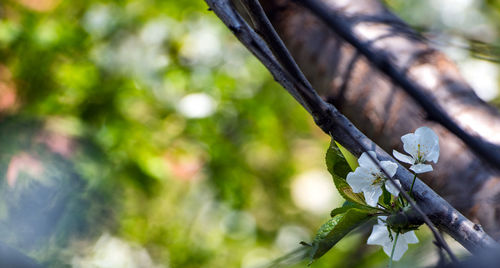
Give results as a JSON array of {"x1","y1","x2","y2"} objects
[
  {"x1": 346, "y1": 151, "x2": 399, "y2": 207},
  {"x1": 393, "y1": 127, "x2": 439, "y2": 173},
  {"x1": 367, "y1": 217, "x2": 419, "y2": 261}
]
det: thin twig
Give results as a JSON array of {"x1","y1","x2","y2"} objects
[
  {"x1": 294, "y1": 0, "x2": 500, "y2": 170},
  {"x1": 238, "y1": 0, "x2": 312, "y2": 89}
]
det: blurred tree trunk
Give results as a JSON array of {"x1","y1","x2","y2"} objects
[{"x1": 260, "y1": 0, "x2": 500, "y2": 238}]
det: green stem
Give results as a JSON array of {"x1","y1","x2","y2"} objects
[
  {"x1": 389, "y1": 231, "x2": 400, "y2": 268},
  {"x1": 398, "y1": 195, "x2": 406, "y2": 207},
  {"x1": 409, "y1": 173, "x2": 417, "y2": 198}
]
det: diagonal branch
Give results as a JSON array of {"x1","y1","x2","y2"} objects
[
  {"x1": 238, "y1": 0, "x2": 312, "y2": 89},
  {"x1": 235, "y1": 0, "x2": 457, "y2": 262},
  {"x1": 294, "y1": 0, "x2": 500, "y2": 171},
  {"x1": 204, "y1": 0, "x2": 497, "y2": 258}
]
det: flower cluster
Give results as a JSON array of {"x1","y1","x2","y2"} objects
[{"x1": 345, "y1": 126, "x2": 439, "y2": 261}]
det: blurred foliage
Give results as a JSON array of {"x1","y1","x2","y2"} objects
[{"x1": 0, "y1": 0, "x2": 494, "y2": 267}]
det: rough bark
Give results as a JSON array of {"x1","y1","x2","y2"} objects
[{"x1": 261, "y1": 0, "x2": 500, "y2": 238}]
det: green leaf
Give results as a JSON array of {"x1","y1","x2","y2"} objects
[
  {"x1": 326, "y1": 140, "x2": 365, "y2": 205},
  {"x1": 335, "y1": 141, "x2": 359, "y2": 171},
  {"x1": 309, "y1": 208, "x2": 375, "y2": 262},
  {"x1": 330, "y1": 201, "x2": 378, "y2": 217},
  {"x1": 382, "y1": 185, "x2": 392, "y2": 206}
]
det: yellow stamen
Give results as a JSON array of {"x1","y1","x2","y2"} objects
[{"x1": 371, "y1": 173, "x2": 385, "y2": 186}]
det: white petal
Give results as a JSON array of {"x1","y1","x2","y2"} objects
[
  {"x1": 358, "y1": 151, "x2": 379, "y2": 171},
  {"x1": 385, "y1": 179, "x2": 401, "y2": 197},
  {"x1": 426, "y1": 143, "x2": 440, "y2": 163},
  {"x1": 380, "y1": 229, "x2": 397, "y2": 257},
  {"x1": 380, "y1": 161, "x2": 398, "y2": 178},
  {"x1": 393, "y1": 150, "x2": 415, "y2": 165},
  {"x1": 390, "y1": 236, "x2": 409, "y2": 261},
  {"x1": 346, "y1": 169, "x2": 373, "y2": 193},
  {"x1": 401, "y1": 231, "x2": 419, "y2": 244},
  {"x1": 401, "y1": 133, "x2": 418, "y2": 158},
  {"x1": 415, "y1": 127, "x2": 439, "y2": 148},
  {"x1": 367, "y1": 220, "x2": 418, "y2": 261},
  {"x1": 367, "y1": 224, "x2": 390, "y2": 246},
  {"x1": 410, "y1": 163, "x2": 433, "y2": 173},
  {"x1": 416, "y1": 127, "x2": 439, "y2": 162},
  {"x1": 363, "y1": 186, "x2": 383, "y2": 207}
]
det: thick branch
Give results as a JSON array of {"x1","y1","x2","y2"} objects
[{"x1": 295, "y1": 0, "x2": 500, "y2": 170}]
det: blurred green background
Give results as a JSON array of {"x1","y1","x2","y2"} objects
[{"x1": 0, "y1": 0, "x2": 498, "y2": 267}]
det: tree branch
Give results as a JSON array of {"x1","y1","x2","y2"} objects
[
  {"x1": 204, "y1": 0, "x2": 498, "y2": 255},
  {"x1": 236, "y1": 0, "x2": 459, "y2": 260},
  {"x1": 294, "y1": 0, "x2": 500, "y2": 171},
  {"x1": 260, "y1": 0, "x2": 500, "y2": 239},
  {"x1": 236, "y1": 0, "x2": 459, "y2": 261}
]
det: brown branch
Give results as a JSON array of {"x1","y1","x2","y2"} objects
[
  {"x1": 204, "y1": 0, "x2": 497, "y2": 256},
  {"x1": 261, "y1": 0, "x2": 500, "y2": 239},
  {"x1": 294, "y1": 0, "x2": 500, "y2": 171},
  {"x1": 237, "y1": 0, "x2": 457, "y2": 259},
  {"x1": 238, "y1": 0, "x2": 312, "y2": 89}
]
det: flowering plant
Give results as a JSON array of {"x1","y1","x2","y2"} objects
[{"x1": 307, "y1": 127, "x2": 439, "y2": 266}]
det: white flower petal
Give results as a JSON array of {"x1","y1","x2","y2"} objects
[
  {"x1": 410, "y1": 163, "x2": 433, "y2": 173},
  {"x1": 393, "y1": 150, "x2": 415, "y2": 165},
  {"x1": 358, "y1": 151, "x2": 379, "y2": 171},
  {"x1": 363, "y1": 186, "x2": 383, "y2": 207},
  {"x1": 401, "y1": 133, "x2": 419, "y2": 158},
  {"x1": 415, "y1": 127, "x2": 438, "y2": 147},
  {"x1": 416, "y1": 127, "x2": 439, "y2": 163},
  {"x1": 426, "y1": 143, "x2": 440, "y2": 163},
  {"x1": 367, "y1": 224, "x2": 390, "y2": 246},
  {"x1": 346, "y1": 169, "x2": 373, "y2": 193},
  {"x1": 368, "y1": 219, "x2": 418, "y2": 262},
  {"x1": 385, "y1": 179, "x2": 401, "y2": 197},
  {"x1": 401, "y1": 231, "x2": 419, "y2": 244},
  {"x1": 380, "y1": 161, "x2": 398, "y2": 178}
]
